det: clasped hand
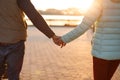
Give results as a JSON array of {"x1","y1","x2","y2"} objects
[{"x1": 52, "y1": 35, "x2": 66, "y2": 48}]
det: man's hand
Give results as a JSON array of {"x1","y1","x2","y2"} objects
[{"x1": 52, "y1": 35, "x2": 66, "y2": 48}]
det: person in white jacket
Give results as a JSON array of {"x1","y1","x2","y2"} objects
[{"x1": 57, "y1": 0, "x2": 120, "y2": 80}]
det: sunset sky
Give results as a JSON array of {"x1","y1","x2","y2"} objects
[{"x1": 31, "y1": 0, "x2": 94, "y2": 11}]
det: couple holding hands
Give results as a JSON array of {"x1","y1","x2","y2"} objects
[{"x1": 0, "y1": 0, "x2": 120, "y2": 80}]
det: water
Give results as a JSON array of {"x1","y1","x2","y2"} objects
[{"x1": 26, "y1": 15, "x2": 84, "y2": 26}]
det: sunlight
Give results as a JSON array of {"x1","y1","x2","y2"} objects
[
  {"x1": 78, "y1": 0, "x2": 94, "y2": 11},
  {"x1": 31, "y1": 0, "x2": 94, "y2": 11}
]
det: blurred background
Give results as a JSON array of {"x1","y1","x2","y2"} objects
[{"x1": 26, "y1": 0, "x2": 94, "y2": 27}]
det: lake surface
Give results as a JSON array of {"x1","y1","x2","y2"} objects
[{"x1": 26, "y1": 15, "x2": 84, "y2": 26}]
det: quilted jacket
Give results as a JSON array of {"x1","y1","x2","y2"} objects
[{"x1": 61, "y1": 0, "x2": 120, "y2": 60}]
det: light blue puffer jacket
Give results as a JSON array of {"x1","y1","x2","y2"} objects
[{"x1": 61, "y1": 0, "x2": 120, "y2": 60}]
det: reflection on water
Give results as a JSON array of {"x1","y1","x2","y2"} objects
[{"x1": 26, "y1": 15, "x2": 84, "y2": 26}]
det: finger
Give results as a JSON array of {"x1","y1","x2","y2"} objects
[
  {"x1": 55, "y1": 42, "x2": 61, "y2": 46},
  {"x1": 61, "y1": 43, "x2": 66, "y2": 48},
  {"x1": 54, "y1": 40, "x2": 62, "y2": 46}
]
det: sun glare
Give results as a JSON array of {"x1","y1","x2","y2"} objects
[
  {"x1": 31, "y1": 0, "x2": 94, "y2": 11},
  {"x1": 78, "y1": 0, "x2": 94, "y2": 11}
]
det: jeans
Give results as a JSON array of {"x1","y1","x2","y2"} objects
[{"x1": 0, "y1": 40, "x2": 25, "y2": 80}]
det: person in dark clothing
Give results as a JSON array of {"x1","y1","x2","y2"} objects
[{"x1": 0, "y1": 0, "x2": 59, "y2": 80}]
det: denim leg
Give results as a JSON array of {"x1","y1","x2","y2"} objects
[
  {"x1": 0, "y1": 55, "x2": 5, "y2": 79},
  {"x1": 0, "y1": 46, "x2": 6, "y2": 79},
  {"x1": 6, "y1": 41, "x2": 25, "y2": 80}
]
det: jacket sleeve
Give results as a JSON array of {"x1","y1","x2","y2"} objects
[
  {"x1": 17, "y1": 0, "x2": 55, "y2": 38},
  {"x1": 61, "y1": 1, "x2": 103, "y2": 43}
]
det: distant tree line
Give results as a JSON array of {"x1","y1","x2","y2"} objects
[{"x1": 38, "y1": 8, "x2": 85, "y2": 15}]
